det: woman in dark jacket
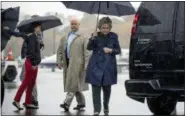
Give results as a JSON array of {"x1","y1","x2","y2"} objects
[
  {"x1": 12, "y1": 23, "x2": 43, "y2": 110},
  {"x1": 86, "y1": 17, "x2": 121, "y2": 115},
  {"x1": 19, "y1": 32, "x2": 44, "y2": 107}
]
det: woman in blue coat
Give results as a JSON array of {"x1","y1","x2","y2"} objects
[{"x1": 86, "y1": 17, "x2": 121, "y2": 115}]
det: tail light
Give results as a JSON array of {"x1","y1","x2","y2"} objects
[{"x1": 131, "y1": 14, "x2": 140, "y2": 34}]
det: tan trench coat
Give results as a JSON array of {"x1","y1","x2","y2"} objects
[{"x1": 56, "y1": 32, "x2": 91, "y2": 92}]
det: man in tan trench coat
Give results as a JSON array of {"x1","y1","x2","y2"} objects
[{"x1": 57, "y1": 18, "x2": 91, "y2": 112}]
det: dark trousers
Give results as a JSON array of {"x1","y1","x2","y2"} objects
[
  {"x1": 92, "y1": 84, "x2": 111, "y2": 113},
  {"x1": 66, "y1": 58, "x2": 69, "y2": 67},
  {"x1": 65, "y1": 50, "x2": 69, "y2": 67}
]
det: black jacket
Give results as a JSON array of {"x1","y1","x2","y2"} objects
[
  {"x1": 21, "y1": 40, "x2": 27, "y2": 59},
  {"x1": 21, "y1": 34, "x2": 44, "y2": 60},
  {"x1": 2, "y1": 28, "x2": 42, "y2": 66},
  {"x1": 26, "y1": 33, "x2": 41, "y2": 66}
]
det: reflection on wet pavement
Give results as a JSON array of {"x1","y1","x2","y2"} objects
[{"x1": 1, "y1": 68, "x2": 184, "y2": 115}]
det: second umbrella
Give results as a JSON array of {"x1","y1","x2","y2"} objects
[{"x1": 17, "y1": 15, "x2": 62, "y2": 34}]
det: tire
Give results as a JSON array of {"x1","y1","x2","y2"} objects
[
  {"x1": 3, "y1": 66, "x2": 17, "y2": 82},
  {"x1": 147, "y1": 93, "x2": 177, "y2": 115},
  {"x1": 1, "y1": 78, "x2": 5, "y2": 106}
]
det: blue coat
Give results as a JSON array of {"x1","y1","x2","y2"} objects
[{"x1": 85, "y1": 32, "x2": 121, "y2": 86}]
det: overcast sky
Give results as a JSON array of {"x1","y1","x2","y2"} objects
[{"x1": 1, "y1": 2, "x2": 141, "y2": 18}]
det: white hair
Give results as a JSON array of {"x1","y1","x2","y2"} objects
[{"x1": 70, "y1": 16, "x2": 80, "y2": 24}]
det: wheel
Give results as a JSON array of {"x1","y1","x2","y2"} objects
[
  {"x1": 1, "y1": 78, "x2": 5, "y2": 106},
  {"x1": 3, "y1": 66, "x2": 17, "y2": 82},
  {"x1": 147, "y1": 93, "x2": 177, "y2": 115}
]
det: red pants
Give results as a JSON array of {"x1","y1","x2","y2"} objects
[{"x1": 14, "y1": 58, "x2": 38, "y2": 104}]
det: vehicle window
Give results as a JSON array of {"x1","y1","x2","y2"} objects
[
  {"x1": 136, "y1": 2, "x2": 176, "y2": 34},
  {"x1": 177, "y1": 2, "x2": 184, "y2": 33}
]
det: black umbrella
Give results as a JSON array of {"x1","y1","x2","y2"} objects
[
  {"x1": 1, "y1": 7, "x2": 20, "y2": 107},
  {"x1": 17, "y1": 15, "x2": 62, "y2": 34},
  {"x1": 1, "y1": 6, "x2": 20, "y2": 51},
  {"x1": 62, "y1": 1, "x2": 135, "y2": 30},
  {"x1": 1, "y1": 6, "x2": 20, "y2": 31}
]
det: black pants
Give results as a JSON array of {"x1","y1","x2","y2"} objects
[
  {"x1": 66, "y1": 58, "x2": 69, "y2": 67},
  {"x1": 65, "y1": 50, "x2": 69, "y2": 67},
  {"x1": 92, "y1": 84, "x2": 111, "y2": 113}
]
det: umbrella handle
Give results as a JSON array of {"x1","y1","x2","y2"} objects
[
  {"x1": 95, "y1": 14, "x2": 100, "y2": 31},
  {"x1": 95, "y1": 2, "x2": 101, "y2": 31}
]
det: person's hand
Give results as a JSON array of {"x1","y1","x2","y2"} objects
[
  {"x1": 40, "y1": 43, "x2": 44, "y2": 50},
  {"x1": 103, "y1": 47, "x2": 113, "y2": 54},
  {"x1": 32, "y1": 65, "x2": 37, "y2": 70},
  {"x1": 92, "y1": 31, "x2": 97, "y2": 37},
  {"x1": 91, "y1": 31, "x2": 98, "y2": 39},
  {"x1": 57, "y1": 64, "x2": 62, "y2": 69},
  {"x1": 41, "y1": 44, "x2": 44, "y2": 50},
  {"x1": 3, "y1": 26, "x2": 10, "y2": 30}
]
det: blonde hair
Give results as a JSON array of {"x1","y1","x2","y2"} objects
[{"x1": 98, "y1": 17, "x2": 112, "y2": 29}]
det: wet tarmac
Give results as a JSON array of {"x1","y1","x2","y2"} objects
[{"x1": 1, "y1": 68, "x2": 184, "y2": 115}]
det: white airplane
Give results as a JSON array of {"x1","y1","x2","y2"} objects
[{"x1": 40, "y1": 49, "x2": 129, "y2": 68}]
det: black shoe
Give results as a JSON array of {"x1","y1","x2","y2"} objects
[
  {"x1": 26, "y1": 104, "x2": 39, "y2": 109},
  {"x1": 23, "y1": 103, "x2": 26, "y2": 107},
  {"x1": 73, "y1": 104, "x2": 85, "y2": 110},
  {"x1": 32, "y1": 100, "x2": 39, "y2": 107},
  {"x1": 23, "y1": 101, "x2": 39, "y2": 107},
  {"x1": 12, "y1": 101, "x2": 24, "y2": 110},
  {"x1": 93, "y1": 112, "x2": 100, "y2": 116},
  {"x1": 104, "y1": 109, "x2": 109, "y2": 115},
  {"x1": 60, "y1": 103, "x2": 69, "y2": 112}
]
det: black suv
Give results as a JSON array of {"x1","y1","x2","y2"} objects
[{"x1": 125, "y1": 2, "x2": 184, "y2": 115}]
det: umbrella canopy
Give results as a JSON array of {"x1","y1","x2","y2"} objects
[
  {"x1": 1, "y1": 6, "x2": 20, "y2": 51},
  {"x1": 62, "y1": 1, "x2": 135, "y2": 16},
  {"x1": 62, "y1": 1, "x2": 135, "y2": 30},
  {"x1": 1, "y1": 6, "x2": 20, "y2": 31},
  {"x1": 17, "y1": 15, "x2": 62, "y2": 34}
]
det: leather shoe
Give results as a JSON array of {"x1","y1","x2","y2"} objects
[{"x1": 60, "y1": 103, "x2": 69, "y2": 112}]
